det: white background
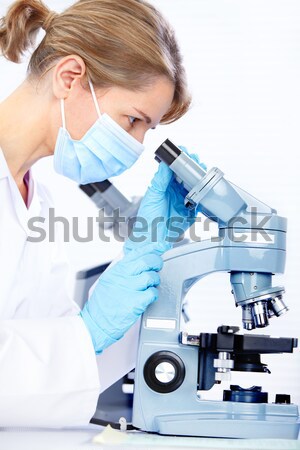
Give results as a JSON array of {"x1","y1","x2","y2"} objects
[{"x1": 1, "y1": 1, "x2": 299, "y2": 405}]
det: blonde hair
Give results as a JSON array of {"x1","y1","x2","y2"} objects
[{"x1": 0, "y1": 0, "x2": 191, "y2": 124}]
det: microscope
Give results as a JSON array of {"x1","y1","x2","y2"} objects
[
  {"x1": 132, "y1": 139, "x2": 299, "y2": 439},
  {"x1": 79, "y1": 180, "x2": 141, "y2": 236}
]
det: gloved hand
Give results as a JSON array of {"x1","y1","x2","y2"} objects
[
  {"x1": 124, "y1": 148, "x2": 206, "y2": 252},
  {"x1": 80, "y1": 242, "x2": 168, "y2": 354}
]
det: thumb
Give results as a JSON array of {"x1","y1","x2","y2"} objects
[{"x1": 150, "y1": 161, "x2": 173, "y2": 193}]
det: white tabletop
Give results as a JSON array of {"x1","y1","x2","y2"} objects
[{"x1": 0, "y1": 426, "x2": 299, "y2": 450}]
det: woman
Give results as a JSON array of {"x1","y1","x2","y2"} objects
[{"x1": 0, "y1": 0, "x2": 197, "y2": 427}]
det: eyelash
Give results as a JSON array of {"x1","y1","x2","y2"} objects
[
  {"x1": 128, "y1": 116, "x2": 139, "y2": 126},
  {"x1": 128, "y1": 115, "x2": 156, "y2": 130}
]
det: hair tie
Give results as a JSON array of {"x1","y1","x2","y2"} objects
[{"x1": 42, "y1": 11, "x2": 57, "y2": 32}]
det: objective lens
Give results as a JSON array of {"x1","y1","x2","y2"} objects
[
  {"x1": 269, "y1": 296, "x2": 289, "y2": 317},
  {"x1": 242, "y1": 305, "x2": 255, "y2": 330},
  {"x1": 252, "y1": 301, "x2": 269, "y2": 328}
]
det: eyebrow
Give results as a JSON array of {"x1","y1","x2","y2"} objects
[{"x1": 133, "y1": 107, "x2": 152, "y2": 125}]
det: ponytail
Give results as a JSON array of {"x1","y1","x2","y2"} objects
[{"x1": 0, "y1": 0, "x2": 50, "y2": 63}]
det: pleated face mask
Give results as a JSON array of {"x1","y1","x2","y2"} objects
[{"x1": 53, "y1": 80, "x2": 145, "y2": 184}]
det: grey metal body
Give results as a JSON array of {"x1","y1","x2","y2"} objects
[{"x1": 132, "y1": 142, "x2": 299, "y2": 439}]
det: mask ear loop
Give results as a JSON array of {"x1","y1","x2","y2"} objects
[
  {"x1": 88, "y1": 79, "x2": 101, "y2": 119},
  {"x1": 60, "y1": 99, "x2": 66, "y2": 130}
]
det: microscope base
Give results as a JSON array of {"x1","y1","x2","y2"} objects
[{"x1": 151, "y1": 401, "x2": 300, "y2": 439}]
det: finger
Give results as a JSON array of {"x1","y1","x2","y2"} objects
[
  {"x1": 144, "y1": 286, "x2": 159, "y2": 305},
  {"x1": 133, "y1": 271, "x2": 160, "y2": 290},
  {"x1": 190, "y1": 152, "x2": 200, "y2": 163},
  {"x1": 126, "y1": 253, "x2": 164, "y2": 275},
  {"x1": 125, "y1": 241, "x2": 169, "y2": 260},
  {"x1": 137, "y1": 286, "x2": 159, "y2": 312},
  {"x1": 150, "y1": 161, "x2": 173, "y2": 192},
  {"x1": 190, "y1": 152, "x2": 207, "y2": 171}
]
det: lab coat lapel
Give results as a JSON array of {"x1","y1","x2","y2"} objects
[{"x1": 0, "y1": 149, "x2": 43, "y2": 234}]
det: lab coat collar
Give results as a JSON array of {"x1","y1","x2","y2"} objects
[{"x1": 0, "y1": 148, "x2": 45, "y2": 232}]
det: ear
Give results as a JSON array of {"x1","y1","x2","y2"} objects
[{"x1": 52, "y1": 55, "x2": 86, "y2": 99}]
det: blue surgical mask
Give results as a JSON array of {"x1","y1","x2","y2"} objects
[{"x1": 53, "y1": 80, "x2": 145, "y2": 184}]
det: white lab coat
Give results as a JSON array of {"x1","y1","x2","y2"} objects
[{"x1": 0, "y1": 149, "x2": 138, "y2": 427}]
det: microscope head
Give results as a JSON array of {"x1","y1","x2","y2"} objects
[
  {"x1": 155, "y1": 139, "x2": 246, "y2": 224},
  {"x1": 155, "y1": 139, "x2": 289, "y2": 330}
]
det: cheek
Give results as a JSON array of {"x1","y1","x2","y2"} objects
[
  {"x1": 64, "y1": 94, "x2": 99, "y2": 140},
  {"x1": 109, "y1": 113, "x2": 146, "y2": 143},
  {"x1": 129, "y1": 129, "x2": 146, "y2": 143},
  {"x1": 108, "y1": 111, "x2": 131, "y2": 133},
  {"x1": 128, "y1": 123, "x2": 152, "y2": 144},
  {"x1": 67, "y1": 112, "x2": 97, "y2": 140}
]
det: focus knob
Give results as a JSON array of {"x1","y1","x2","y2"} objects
[{"x1": 144, "y1": 351, "x2": 185, "y2": 394}]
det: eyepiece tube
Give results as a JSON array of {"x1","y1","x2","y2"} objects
[
  {"x1": 155, "y1": 139, "x2": 181, "y2": 165},
  {"x1": 155, "y1": 139, "x2": 206, "y2": 192},
  {"x1": 94, "y1": 182, "x2": 131, "y2": 212},
  {"x1": 79, "y1": 180, "x2": 131, "y2": 213}
]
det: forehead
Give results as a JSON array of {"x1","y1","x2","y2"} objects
[{"x1": 104, "y1": 77, "x2": 175, "y2": 120}]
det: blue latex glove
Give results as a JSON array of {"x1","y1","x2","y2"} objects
[
  {"x1": 80, "y1": 242, "x2": 168, "y2": 354},
  {"x1": 124, "y1": 148, "x2": 206, "y2": 252}
]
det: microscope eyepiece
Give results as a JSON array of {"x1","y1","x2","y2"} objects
[
  {"x1": 154, "y1": 139, "x2": 207, "y2": 196},
  {"x1": 93, "y1": 180, "x2": 112, "y2": 193},
  {"x1": 79, "y1": 180, "x2": 112, "y2": 197},
  {"x1": 79, "y1": 183, "x2": 97, "y2": 197},
  {"x1": 155, "y1": 139, "x2": 181, "y2": 166}
]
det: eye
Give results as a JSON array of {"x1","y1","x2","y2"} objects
[{"x1": 128, "y1": 116, "x2": 139, "y2": 126}]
